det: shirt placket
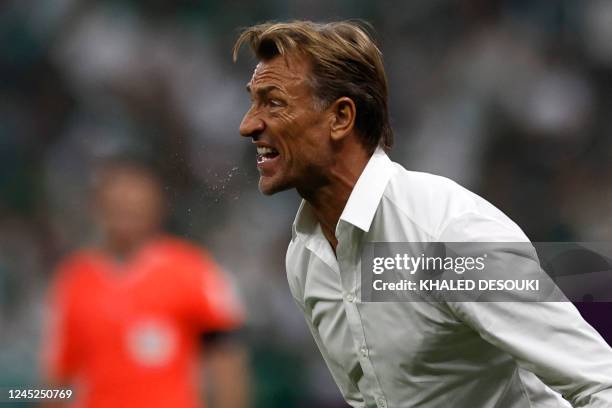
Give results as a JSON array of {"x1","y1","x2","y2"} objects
[{"x1": 336, "y1": 226, "x2": 388, "y2": 408}]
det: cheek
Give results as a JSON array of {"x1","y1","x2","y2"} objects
[
  {"x1": 272, "y1": 116, "x2": 301, "y2": 155},
  {"x1": 273, "y1": 108, "x2": 330, "y2": 164}
]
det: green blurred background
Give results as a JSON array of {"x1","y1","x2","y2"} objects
[{"x1": 1, "y1": 0, "x2": 611, "y2": 406}]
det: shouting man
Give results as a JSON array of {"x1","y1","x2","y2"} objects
[{"x1": 234, "y1": 21, "x2": 612, "y2": 407}]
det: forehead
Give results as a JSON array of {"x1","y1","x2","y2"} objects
[{"x1": 248, "y1": 54, "x2": 311, "y2": 90}]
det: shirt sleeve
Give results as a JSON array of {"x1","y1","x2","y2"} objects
[
  {"x1": 441, "y1": 213, "x2": 612, "y2": 407},
  {"x1": 42, "y1": 261, "x2": 82, "y2": 383},
  {"x1": 183, "y1": 248, "x2": 245, "y2": 333}
]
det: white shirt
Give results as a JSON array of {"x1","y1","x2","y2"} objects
[{"x1": 286, "y1": 147, "x2": 612, "y2": 407}]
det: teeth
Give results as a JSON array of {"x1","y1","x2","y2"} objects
[{"x1": 257, "y1": 146, "x2": 277, "y2": 155}]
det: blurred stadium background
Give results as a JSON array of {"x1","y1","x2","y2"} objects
[{"x1": 1, "y1": 0, "x2": 611, "y2": 406}]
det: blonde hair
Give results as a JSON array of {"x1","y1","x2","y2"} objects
[{"x1": 233, "y1": 20, "x2": 393, "y2": 152}]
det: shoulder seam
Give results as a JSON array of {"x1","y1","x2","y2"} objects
[
  {"x1": 437, "y1": 210, "x2": 526, "y2": 241},
  {"x1": 379, "y1": 190, "x2": 439, "y2": 239}
]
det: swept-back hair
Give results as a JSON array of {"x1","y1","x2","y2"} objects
[{"x1": 233, "y1": 20, "x2": 393, "y2": 152}]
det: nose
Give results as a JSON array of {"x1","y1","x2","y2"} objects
[{"x1": 239, "y1": 109, "x2": 265, "y2": 139}]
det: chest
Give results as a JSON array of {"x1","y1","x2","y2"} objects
[
  {"x1": 299, "y1": 246, "x2": 492, "y2": 385},
  {"x1": 69, "y1": 260, "x2": 188, "y2": 343}
]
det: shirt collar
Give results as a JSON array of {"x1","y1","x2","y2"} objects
[
  {"x1": 338, "y1": 146, "x2": 395, "y2": 232},
  {"x1": 292, "y1": 146, "x2": 396, "y2": 239}
]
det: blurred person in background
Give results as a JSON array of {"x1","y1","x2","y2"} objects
[{"x1": 41, "y1": 161, "x2": 250, "y2": 408}]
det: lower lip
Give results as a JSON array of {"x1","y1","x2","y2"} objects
[{"x1": 256, "y1": 154, "x2": 281, "y2": 174}]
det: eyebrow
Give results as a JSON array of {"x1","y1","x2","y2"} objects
[{"x1": 245, "y1": 84, "x2": 283, "y2": 98}]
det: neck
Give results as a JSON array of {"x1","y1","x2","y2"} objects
[
  {"x1": 298, "y1": 143, "x2": 371, "y2": 250},
  {"x1": 103, "y1": 232, "x2": 158, "y2": 262}
]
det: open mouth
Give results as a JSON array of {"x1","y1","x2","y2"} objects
[{"x1": 256, "y1": 146, "x2": 280, "y2": 165}]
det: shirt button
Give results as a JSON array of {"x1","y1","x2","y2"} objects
[
  {"x1": 345, "y1": 293, "x2": 355, "y2": 302},
  {"x1": 360, "y1": 345, "x2": 368, "y2": 357},
  {"x1": 377, "y1": 397, "x2": 387, "y2": 408}
]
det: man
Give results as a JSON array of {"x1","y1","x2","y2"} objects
[
  {"x1": 43, "y1": 161, "x2": 249, "y2": 408},
  {"x1": 234, "y1": 21, "x2": 612, "y2": 407}
]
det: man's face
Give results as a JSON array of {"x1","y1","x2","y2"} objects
[
  {"x1": 95, "y1": 171, "x2": 164, "y2": 251},
  {"x1": 240, "y1": 53, "x2": 332, "y2": 195}
]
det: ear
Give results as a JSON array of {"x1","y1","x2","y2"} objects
[{"x1": 329, "y1": 97, "x2": 356, "y2": 142}]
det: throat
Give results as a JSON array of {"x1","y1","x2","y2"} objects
[{"x1": 321, "y1": 226, "x2": 339, "y2": 254}]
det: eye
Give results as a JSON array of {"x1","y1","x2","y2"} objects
[{"x1": 268, "y1": 99, "x2": 283, "y2": 107}]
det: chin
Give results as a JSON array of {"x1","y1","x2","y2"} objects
[{"x1": 258, "y1": 176, "x2": 292, "y2": 195}]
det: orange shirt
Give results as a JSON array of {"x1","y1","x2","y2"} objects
[{"x1": 43, "y1": 237, "x2": 244, "y2": 408}]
